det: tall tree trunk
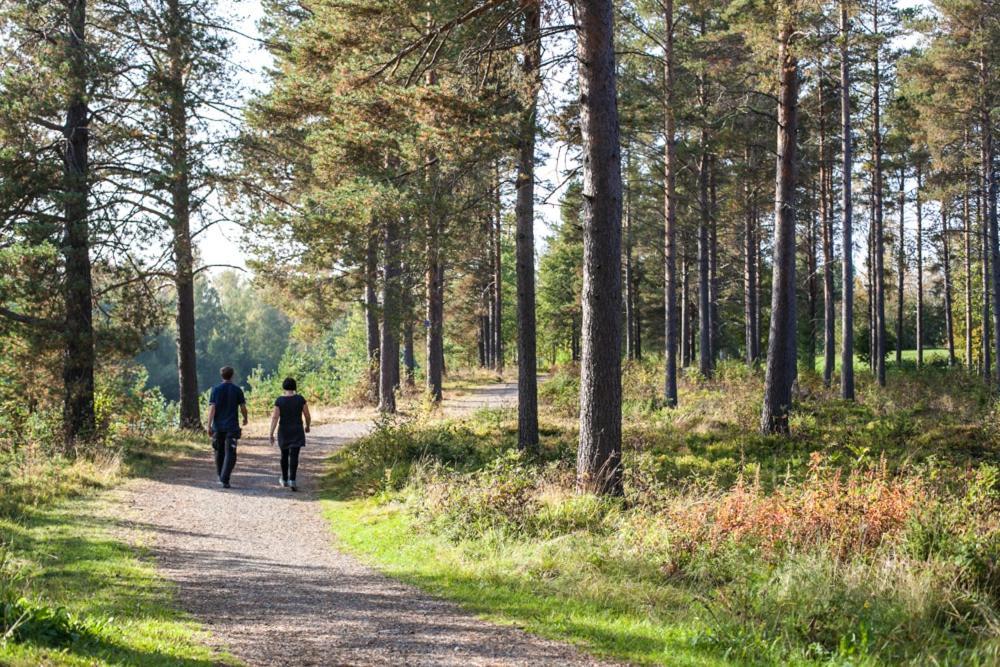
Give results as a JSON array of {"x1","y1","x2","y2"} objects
[
  {"x1": 633, "y1": 264, "x2": 642, "y2": 360},
  {"x1": 365, "y1": 228, "x2": 380, "y2": 404},
  {"x1": 942, "y1": 201, "x2": 956, "y2": 367},
  {"x1": 872, "y1": 8, "x2": 886, "y2": 387},
  {"x1": 166, "y1": 0, "x2": 199, "y2": 430},
  {"x1": 839, "y1": 0, "x2": 855, "y2": 400},
  {"x1": 681, "y1": 250, "x2": 691, "y2": 367},
  {"x1": 574, "y1": 0, "x2": 623, "y2": 496},
  {"x1": 819, "y1": 80, "x2": 835, "y2": 386},
  {"x1": 744, "y1": 146, "x2": 760, "y2": 367},
  {"x1": 493, "y1": 162, "x2": 504, "y2": 372},
  {"x1": 983, "y1": 47, "x2": 1000, "y2": 384},
  {"x1": 624, "y1": 151, "x2": 635, "y2": 360},
  {"x1": 807, "y1": 178, "x2": 819, "y2": 374},
  {"x1": 896, "y1": 168, "x2": 905, "y2": 367},
  {"x1": 403, "y1": 318, "x2": 416, "y2": 387},
  {"x1": 697, "y1": 41, "x2": 712, "y2": 379},
  {"x1": 760, "y1": 18, "x2": 799, "y2": 435},
  {"x1": 62, "y1": 0, "x2": 96, "y2": 445},
  {"x1": 515, "y1": 0, "x2": 540, "y2": 449},
  {"x1": 710, "y1": 154, "x2": 720, "y2": 363},
  {"x1": 663, "y1": 0, "x2": 679, "y2": 405},
  {"x1": 982, "y1": 169, "x2": 991, "y2": 380},
  {"x1": 916, "y1": 164, "x2": 925, "y2": 367},
  {"x1": 379, "y1": 214, "x2": 401, "y2": 413},
  {"x1": 965, "y1": 158, "x2": 974, "y2": 370}
]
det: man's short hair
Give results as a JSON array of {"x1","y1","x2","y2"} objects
[
  {"x1": 220, "y1": 366, "x2": 235, "y2": 381},
  {"x1": 282, "y1": 377, "x2": 297, "y2": 391}
]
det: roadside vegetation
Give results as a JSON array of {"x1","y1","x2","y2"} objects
[
  {"x1": 0, "y1": 367, "x2": 232, "y2": 666},
  {"x1": 323, "y1": 359, "x2": 1000, "y2": 666}
]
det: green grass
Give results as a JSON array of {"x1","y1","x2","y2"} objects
[
  {"x1": 0, "y1": 435, "x2": 236, "y2": 666},
  {"x1": 320, "y1": 363, "x2": 1000, "y2": 666},
  {"x1": 323, "y1": 497, "x2": 731, "y2": 666}
]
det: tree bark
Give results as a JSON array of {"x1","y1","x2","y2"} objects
[
  {"x1": 624, "y1": 151, "x2": 635, "y2": 360},
  {"x1": 819, "y1": 79, "x2": 835, "y2": 386},
  {"x1": 681, "y1": 250, "x2": 691, "y2": 367},
  {"x1": 916, "y1": 164, "x2": 925, "y2": 367},
  {"x1": 872, "y1": 6, "x2": 886, "y2": 387},
  {"x1": 760, "y1": 18, "x2": 799, "y2": 435},
  {"x1": 574, "y1": 0, "x2": 623, "y2": 496},
  {"x1": 62, "y1": 0, "x2": 96, "y2": 445},
  {"x1": 365, "y1": 228, "x2": 381, "y2": 404},
  {"x1": 403, "y1": 317, "x2": 416, "y2": 386},
  {"x1": 493, "y1": 162, "x2": 504, "y2": 372},
  {"x1": 840, "y1": 0, "x2": 855, "y2": 400},
  {"x1": 663, "y1": 0, "x2": 679, "y2": 405},
  {"x1": 744, "y1": 157, "x2": 760, "y2": 367},
  {"x1": 896, "y1": 168, "x2": 905, "y2": 367},
  {"x1": 165, "y1": 0, "x2": 200, "y2": 430},
  {"x1": 982, "y1": 167, "x2": 991, "y2": 380},
  {"x1": 965, "y1": 156, "x2": 974, "y2": 370},
  {"x1": 697, "y1": 43, "x2": 713, "y2": 379},
  {"x1": 942, "y1": 201, "x2": 956, "y2": 367},
  {"x1": 983, "y1": 47, "x2": 1000, "y2": 384},
  {"x1": 515, "y1": 0, "x2": 540, "y2": 449},
  {"x1": 379, "y1": 214, "x2": 401, "y2": 413}
]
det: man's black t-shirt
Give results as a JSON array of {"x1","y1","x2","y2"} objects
[{"x1": 275, "y1": 394, "x2": 307, "y2": 448}]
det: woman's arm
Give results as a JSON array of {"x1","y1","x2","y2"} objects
[
  {"x1": 303, "y1": 402, "x2": 311, "y2": 433},
  {"x1": 269, "y1": 406, "x2": 280, "y2": 444}
]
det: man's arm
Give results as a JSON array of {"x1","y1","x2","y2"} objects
[
  {"x1": 303, "y1": 402, "x2": 311, "y2": 433},
  {"x1": 240, "y1": 403, "x2": 249, "y2": 426},
  {"x1": 206, "y1": 404, "x2": 216, "y2": 436}
]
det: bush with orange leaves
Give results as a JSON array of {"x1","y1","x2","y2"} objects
[{"x1": 704, "y1": 452, "x2": 923, "y2": 557}]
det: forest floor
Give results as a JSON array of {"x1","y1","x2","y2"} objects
[{"x1": 107, "y1": 382, "x2": 615, "y2": 666}]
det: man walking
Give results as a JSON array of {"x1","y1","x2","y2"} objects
[{"x1": 206, "y1": 366, "x2": 248, "y2": 489}]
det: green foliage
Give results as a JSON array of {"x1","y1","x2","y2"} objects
[{"x1": 324, "y1": 364, "x2": 1000, "y2": 665}]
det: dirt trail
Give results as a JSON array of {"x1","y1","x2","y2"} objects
[{"x1": 111, "y1": 383, "x2": 614, "y2": 666}]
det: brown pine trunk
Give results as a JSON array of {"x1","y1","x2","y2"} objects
[
  {"x1": 982, "y1": 48, "x2": 1000, "y2": 384},
  {"x1": 942, "y1": 201, "x2": 956, "y2": 367},
  {"x1": 965, "y1": 155, "x2": 974, "y2": 370},
  {"x1": 744, "y1": 146, "x2": 760, "y2": 368},
  {"x1": 515, "y1": 0, "x2": 540, "y2": 449},
  {"x1": 62, "y1": 0, "x2": 96, "y2": 445},
  {"x1": 493, "y1": 163, "x2": 504, "y2": 372},
  {"x1": 166, "y1": 0, "x2": 200, "y2": 430},
  {"x1": 663, "y1": 0, "x2": 679, "y2": 404},
  {"x1": 872, "y1": 8, "x2": 886, "y2": 387},
  {"x1": 841, "y1": 5, "x2": 855, "y2": 399},
  {"x1": 896, "y1": 169, "x2": 905, "y2": 367},
  {"x1": 916, "y1": 164, "x2": 926, "y2": 367},
  {"x1": 379, "y1": 214, "x2": 401, "y2": 413},
  {"x1": 819, "y1": 79, "x2": 835, "y2": 386},
  {"x1": 697, "y1": 43, "x2": 712, "y2": 379},
  {"x1": 982, "y1": 169, "x2": 991, "y2": 381},
  {"x1": 681, "y1": 250, "x2": 691, "y2": 367},
  {"x1": 403, "y1": 318, "x2": 416, "y2": 387},
  {"x1": 574, "y1": 0, "x2": 623, "y2": 495},
  {"x1": 624, "y1": 152, "x2": 635, "y2": 360},
  {"x1": 760, "y1": 17, "x2": 799, "y2": 435},
  {"x1": 365, "y1": 229, "x2": 380, "y2": 404}
]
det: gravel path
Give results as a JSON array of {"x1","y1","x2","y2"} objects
[{"x1": 112, "y1": 384, "x2": 615, "y2": 666}]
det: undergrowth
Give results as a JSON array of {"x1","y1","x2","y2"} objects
[{"x1": 325, "y1": 361, "x2": 1000, "y2": 665}]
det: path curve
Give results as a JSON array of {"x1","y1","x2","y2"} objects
[{"x1": 112, "y1": 383, "x2": 615, "y2": 666}]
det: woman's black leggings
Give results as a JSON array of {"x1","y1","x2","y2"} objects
[{"x1": 280, "y1": 447, "x2": 300, "y2": 481}]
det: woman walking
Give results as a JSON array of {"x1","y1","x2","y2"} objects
[{"x1": 269, "y1": 378, "x2": 311, "y2": 490}]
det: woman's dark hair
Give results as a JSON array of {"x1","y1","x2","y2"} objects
[{"x1": 282, "y1": 377, "x2": 297, "y2": 391}]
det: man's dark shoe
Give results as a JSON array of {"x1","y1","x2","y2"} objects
[{"x1": 222, "y1": 481, "x2": 231, "y2": 489}]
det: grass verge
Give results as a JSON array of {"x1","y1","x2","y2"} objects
[{"x1": 0, "y1": 433, "x2": 236, "y2": 666}]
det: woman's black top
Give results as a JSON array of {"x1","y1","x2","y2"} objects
[{"x1": 274, "y1": 394, "x2": 307, "y2": 449}]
